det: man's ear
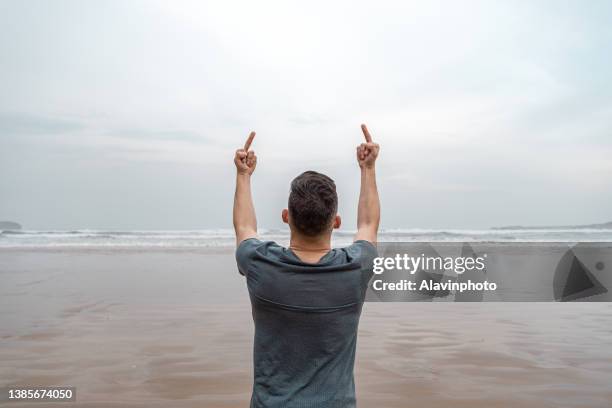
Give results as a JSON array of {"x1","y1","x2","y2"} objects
[
  {"x1": 333, "y1": 214, "x2": 341, "y2": 229},
  {"x1": 282, "y1": 209, "x2": 289, "y2": 224}
]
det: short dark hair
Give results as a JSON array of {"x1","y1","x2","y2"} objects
[{"x1": 289, "y1": 171, "x2": 338, "y2": 236}]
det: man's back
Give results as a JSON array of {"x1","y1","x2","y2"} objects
[{"x1": 236, "y1": 239, "x2": 377, "y2": 408}]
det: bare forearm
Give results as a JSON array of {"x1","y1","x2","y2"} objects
[
  {"x1": 354, "y1": 124, "x2": 380, "y2": 242},
  {"x1": 233, "y1": 173, "x2": 257, "y2": 241},
  {"x1": 357, "y1": 166, "x2": 380, "y2": 231}
]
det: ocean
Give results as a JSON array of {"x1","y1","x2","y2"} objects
[{"x1": 2, "y1": 228, "x2": 612, "y2": 248}]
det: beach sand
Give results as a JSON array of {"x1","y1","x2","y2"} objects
[{"x1": 1, "y1": 248, "x2": 611, "y2": 407}]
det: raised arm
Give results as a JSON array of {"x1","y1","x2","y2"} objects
[
  {"x1": 233, "y1": 131, "x2": 258, "y2": 245},
  {"x1": 354, "y1": 124, "x2": 380, "y2": 243}
]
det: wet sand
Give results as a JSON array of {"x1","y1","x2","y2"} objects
[{"x1": 1, "y1": 248, "x2": 611, "y2": 407}]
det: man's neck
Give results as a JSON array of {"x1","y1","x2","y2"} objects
[
  {"x1": 289, "y1": 231, "x2": 332, "y2": 263},
  {"x1": 289, "y1": 231, "x2": 331, "y2": 253}
]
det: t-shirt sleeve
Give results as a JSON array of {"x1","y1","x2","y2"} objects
[
  {"x1": 235, "y1": 238, "x2": 264, "y2": 276},
  {"x1": 348, "y1": 240, "x2": 378, "y2": 289},
  {"x1": 350, "y1": 239, "x2": 378, "y2": 260}
]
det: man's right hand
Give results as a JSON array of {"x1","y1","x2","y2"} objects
[
  {"x1": 357, "y1": 124, "x2": 380, "y2": 169},
  {"x1": 235, "y1": 131, "x2": 257, "y2": 175}
]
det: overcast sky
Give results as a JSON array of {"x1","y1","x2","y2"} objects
[{"x1": 1, "y1": 0, "x2": 611, "y2": 230}]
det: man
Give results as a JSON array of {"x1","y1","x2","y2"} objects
[{"x1": 233, "y1": 124, "x2": 380, "y2": 407}]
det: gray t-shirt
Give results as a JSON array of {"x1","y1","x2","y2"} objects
[{"x1": 236, "y1": 238, "x2": 377, "y2": 408}]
